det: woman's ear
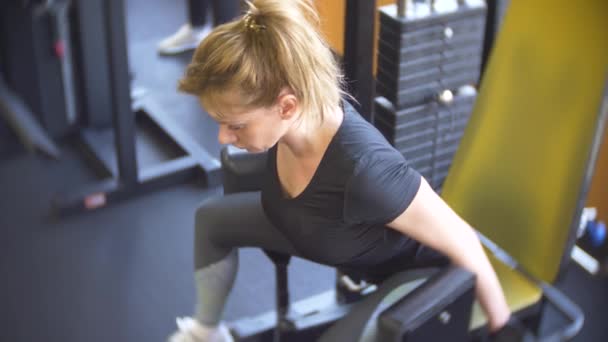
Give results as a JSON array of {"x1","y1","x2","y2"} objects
[{"x1": 277, "y1": 92, "x2": 299, "y2": 120}]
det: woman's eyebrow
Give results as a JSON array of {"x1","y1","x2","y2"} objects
[
  {"x1": 207, "y1": 110, "x2": 227, "y2": 123},
  {"x1": 209, "y1": 113, "x2": 242, "y2": 126}
]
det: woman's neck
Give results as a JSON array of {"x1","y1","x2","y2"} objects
[{"x1": 279, "y1": 105, "x2": 344, "y2": 159}]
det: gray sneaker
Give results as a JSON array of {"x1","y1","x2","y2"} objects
[
  {"x1": 157, "y1": 24, "x2": 211, "y2": 55},
  {"x1": 168, "y1": 317, "x2": 235, "y2": 342}
]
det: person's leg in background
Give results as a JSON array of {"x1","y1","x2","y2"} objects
[
  {"x1": 211, "y1": 0, "x2": 241, "y2": 26},
  {"x1": 168, "y1": 192, "x2": 298, "y2": 342},
  {"x1": 188, "y1": 0, "x2": 209, "y2": 28},
  {"x1": 158, "y1": 0, "x2": 210, "y2": 55},
  {"x1": 158, "y1": 0, "x2": 241, "y2": 56}
]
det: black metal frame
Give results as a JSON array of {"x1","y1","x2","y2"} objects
[
  {"x1": 0, "y1": 69, "x2": 60, "y2": 159},
  {"x1": 229, "y1": 289, "x2": 355, "y2": 342},
  {"x1": 561, "y1": 81, "x2": 608, "y2": 280},
  {"x1": 343, "y1": 0, "x2": 377, "y2": 122},
  {"x1": 0, "y1": 0, "x2": 75, "y2": 139},
  {"x1": 52, "y1": 0, "x2": 221, "y2": 216},
  {"x1": 480, "y1": 0, "x2": 510, "y2": 82}
]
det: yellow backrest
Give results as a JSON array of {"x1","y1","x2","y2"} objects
[{"x1": 441, "y1": 0, "x2": 608, "y2": 284}]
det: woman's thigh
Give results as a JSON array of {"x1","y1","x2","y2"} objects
[{"x1": 194, "y1": 191, "x2": 298, "y2": 268}]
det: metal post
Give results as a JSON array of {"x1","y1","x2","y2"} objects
[
  {"x1": 105, "y1": 0, "x2": 138, "y2": 185},
  {"x1": 396, "y1": 0, "x2": 408, "y2": 17},
  {"x1": 343, "y1": 0, "x2": 377, "y2": 122}
]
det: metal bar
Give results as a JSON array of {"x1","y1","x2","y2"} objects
[
  {"x1": 139, "y1": 155, "x2": 199, "y2": 183},
  {"x1": 476, "y1": 230, "x2": 585, "y2": 340},
  {"x1": 480, "y1": 0, "x2": 495, "y2": 79},
  {"x1": 343, "y1": 0, "x2": 377, "y2": 122},
  {"x1": 0, "y1": 73, "x2": 60, "y2": 159},
  {"x1": 52, "y1": 159, "x2": 199, "y2": 216},
  {"x1": 539, "y1": 283, "x2": 584, "y2": 341},
  {"x1": 275, "y1": 263, "x2": 289, "y2": 342},
  {"x1": 229, "y1": 290, "x2": 353, "y2": 341},
  {"x1": 105, "y1": 0, "x2": 138, "y2": 186},
  {"x1": 74, "y1": 0, "x2": 113, "y2": 127},
  {"x1": 79, "y1": 129, "x2": 115, "y2": 178},
  {"x1": 396, "y1": 0, "x2": 408, "y2": 17},
  {"x1": 139, "y1": 97, "x2": 222, "y2": 186},
  {"x1": 562, "y1": 80, "x2": 608, "y2": 276},
  {"x1": 52, "y1": 178, "x2": 119, "y2": 216},
  {"x1": 51, "y1": 0, "x2": 77, "y2": 126}
]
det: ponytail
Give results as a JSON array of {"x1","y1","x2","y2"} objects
[{"x1": 179, "y1": 0, "x2": 348, "y2": 127}]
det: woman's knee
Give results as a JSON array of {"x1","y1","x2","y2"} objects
[
  {"x1": 194, "y1": 197, "x2": 236, "y2": 267},
  {"x1": 194, "y1": 197, "x2": 227, "y2": 245}
]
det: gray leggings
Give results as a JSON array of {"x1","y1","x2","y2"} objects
[
  {"x1": 192, "y1": 191, "x2": 298, "y2": 325},
  {"x1": 192, "y1": 191, "x2": 447, "y2": 325},
  {"x1": 194, "y1": 191, "x2": 297, "y2": 270}
]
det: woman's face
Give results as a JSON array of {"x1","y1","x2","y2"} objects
[{"x1": 200, "y1": 89, "x2": 299, "y2": 153}]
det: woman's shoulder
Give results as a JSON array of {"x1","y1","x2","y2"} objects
[{"x1": 334, "y1": 101, "x2": 403, "y2": 168}]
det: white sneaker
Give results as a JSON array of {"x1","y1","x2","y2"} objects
[
  {"x1": 157, "y1": 23, "x2": 211, "y2": 55},
  {"x1": 168, "y1": 317, "x2": 235, "y2": 342}
]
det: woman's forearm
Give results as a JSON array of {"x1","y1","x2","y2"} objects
[
  {"x1": 386, "y1": 179, "x2": 512, "y2": 332},
  {"x1": 453, "y1": 228, "x2": 511, "y2": 332}
]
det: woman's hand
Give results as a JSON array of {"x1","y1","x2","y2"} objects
[{"x1": 488, "y1": 316, "x2": 534, "y2": 342}]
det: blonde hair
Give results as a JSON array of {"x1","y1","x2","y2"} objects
[{"x1": 178, "y1": 0, "x2": 348, "y2": 127}]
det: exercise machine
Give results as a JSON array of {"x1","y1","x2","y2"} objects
[
  {"x1": 51, "y1": 0, "x2": 223, "y2": 215},
  {"x1": 0, "y1": 0, "x2": 223, "y2": 215}
]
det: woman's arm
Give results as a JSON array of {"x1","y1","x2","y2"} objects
[{"x1": 387, "y1": 177, "x2": 511, "y2": 332}]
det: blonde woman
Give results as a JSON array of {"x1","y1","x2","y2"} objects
[{"x1": 169, "y1": 1, "x2": 515, "y2": 341}]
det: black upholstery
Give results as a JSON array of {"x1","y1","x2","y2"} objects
[
  {"x1": 318, "y1": 266, "x2": 475, "y2": 342},
  {"x1": 220, "y1": 145, "x2": 267, "y2": 195},
  {"x1": 376, "y1": 267, "x2": 476, "y2": 342}
]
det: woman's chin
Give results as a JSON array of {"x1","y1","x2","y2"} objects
[
  {"x1": 231, "y1": 144, "x2": 267, "y2": 153},
  {"x1": 246, "y1": 147, "x2": 267, "y2": 153}
]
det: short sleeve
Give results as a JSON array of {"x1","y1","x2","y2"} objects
[{"x1": 343, "y1": 152, "x2": 422, "y2": 225}]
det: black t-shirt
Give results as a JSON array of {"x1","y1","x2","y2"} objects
[{"x1": 261, "y1": 101, "x2": 422, "y2": 274}]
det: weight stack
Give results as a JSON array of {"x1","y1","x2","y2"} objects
[
  {"x1": 374, "y1": 0, "x2": 486, "y2": 190},
  {"x1": 375, "y1": 87, "x2": 476, "y2": 190}
]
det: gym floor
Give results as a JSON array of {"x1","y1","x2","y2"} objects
[{"x1": 1, "y1": 0, "x2": 607, "y2": 341}]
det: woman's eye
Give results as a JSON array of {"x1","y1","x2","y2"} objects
[{"x1": 228, "y1": 124, "x2": 245, "y2": 131}]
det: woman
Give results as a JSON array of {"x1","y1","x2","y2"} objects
[{"x1": 169, "y1": 0, "x2": 514, "y2": 341}]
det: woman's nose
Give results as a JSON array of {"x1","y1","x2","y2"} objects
[{"x1": 217, "y1": 125, "x2": 237, "y2": 145}]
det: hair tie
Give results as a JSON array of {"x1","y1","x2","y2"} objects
[{"x1": 243, "y1": 12, "x2": 266, "y2": 33}]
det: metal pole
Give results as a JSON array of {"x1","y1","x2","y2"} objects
[
  {"x1": 105, "y1": 0, "x2": 138, "y2": 185},
  {"x1": 343, "y1": 0, "x2": 377, "y2": 122}
]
